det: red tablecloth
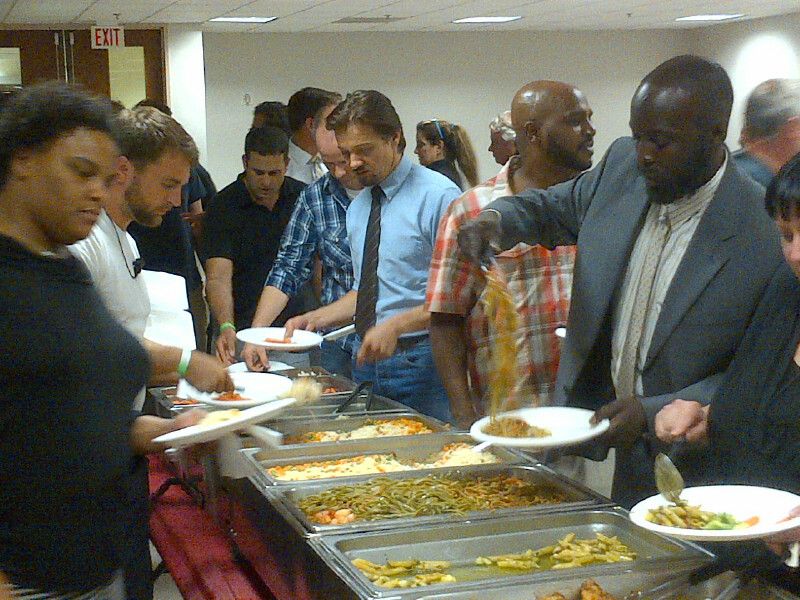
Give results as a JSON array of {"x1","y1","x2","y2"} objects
[{"x1": 148, "y1": 454, "x2": 278, "y2": 600}]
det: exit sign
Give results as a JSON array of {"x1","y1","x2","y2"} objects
[{"x1": 91, "y1": 26, "x2": 125, "y2": 49}]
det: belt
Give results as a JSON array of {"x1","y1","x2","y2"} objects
[{"x1": 395, "y1": 334, "x2": 428, "y2": 352}]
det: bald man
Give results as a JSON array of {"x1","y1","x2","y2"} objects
[
  {"x1": 426, "y1": 80, "x2": 595, "y2": 428},
  {"x1": 457, "y1": 55, "x2": 783, "y2": 507}
]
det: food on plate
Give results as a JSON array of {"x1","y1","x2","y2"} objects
[
  {"x1": 299, "y1": 474, "x2": 567, "y2": 524},
  {"x1": 481, "y1": 267, "x2": 522, "y2": 416},
  {"x1": 263, "y1": 336, "x2": 291, "y2": 344},
  {"x1": 352, "y1": 535, "x2": 635, "y2": 589},
  {"x1": 538, "y1": 580, "x2": 618, "y2": 600},
  {"x1": 645, "y1": 501, "x2": 759, "y2": 530},
  {"x1": 266, "y1": 442, "x2": 499, "y2": 481},
  {"x1": 285, "y1": 417, "x2": 434, "y2": 443},
  {"x1": 197, "y1": 409, "x2": 241, "y2": 427},
  {"x1": 216, "y1": 391, "x2": 248, "y2": 402},
  {"x1": 483, "y1": 416, "x2": 551, "y2": 438},
  {"x1": 475, "y1": 533, "x2": 636, "y2": 571},
  {"x1": 352, "y1": 558, "x2": 455, "y2": 589}
]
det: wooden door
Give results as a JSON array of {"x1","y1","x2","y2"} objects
[{"x1": 0, "y1": 30, "x2": 60, "y2": 84}]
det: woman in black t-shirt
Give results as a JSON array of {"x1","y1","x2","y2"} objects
[
  {"x1": 0, "y1": 83, "x2": 203, "y2": 598},
  {"x1": 415, "y1": 118, "x2": 479, "y2": 191}
]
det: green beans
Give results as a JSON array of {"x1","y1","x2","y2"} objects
[{"x1": 299, "y1": 475, "x2": 567, "y2": 523}]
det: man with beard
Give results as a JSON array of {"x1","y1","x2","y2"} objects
[
  {"x1": 69, "y1": 105, "x2": 232, "y2": 600},
  {"x1": 457, "y1": 55, "x2": 783, "y2": 507},
  {"x1": 427, "y1": 80, "x2": 594, "y2": 428},
  {"x1": 205, "y1": 126, "x2": 306, "y2": 363}
]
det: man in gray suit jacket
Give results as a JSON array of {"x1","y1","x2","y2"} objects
[{"x1": 458, "y1": 55, "x2": 783, "y2": 507}]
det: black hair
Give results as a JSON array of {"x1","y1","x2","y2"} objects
[
  {"x1": 287, "y1": 87, "x2": 340, "y2": 132},
  {"x1": 244, "y1": 125, "x2": 289, "y2": 157},
  {"x1": 253, "y1": 100, "x2": 290, "y2": 133},
  {"x1": 0, "y1": 81, "x2": 114, "y2": 190},
  {"x1": 134, "y1": 98, "x2": 172, "y2": 116},
  {"x1": 765, "y1": 151, "x2": 800, "y2": 221},
  {"x1": 641, "y1": 55, "x2": 733, "y2": 132}
]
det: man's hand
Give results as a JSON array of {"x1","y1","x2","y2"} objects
[
  {"x1": 356, "y1": 321, "x2": 401, "y2": 366},
  {"x1": 452, "y1": 401, "x2": 480, "y2": 430},
  {"x1": 456, "y1": 209, "x2": 502, "y2": 265},
  {"x1": 185, "y1": 350, "x2": 235, "y2": 392},
  {"x1": 284, "y1": 309, "x2": 330, "y2": 337},
  {"x1": 215, "y1": 328, "x2": 237, "y2": 365},
  {"x1": 242, "y1": 342, "x2": 270, "y2": 372},
  {"x1": 655, "y1": 399, "x2": 710, "y2": 444},
  {"x1": 592, "y1": 396, "x2": 647, "y2": 449}
]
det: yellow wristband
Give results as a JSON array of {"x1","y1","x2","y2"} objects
[{"x1": 219, "y1": 321, "x2": 236, "y2": 334}]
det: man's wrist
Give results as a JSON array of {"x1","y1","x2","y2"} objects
[
  {"x1": 176, "y1": 348, "x2": 193, "y2": 377},
  {"x1": 219, "y1": 321, "x2": 236, "y2": 334}
]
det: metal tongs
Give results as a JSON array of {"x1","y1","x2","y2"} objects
[{"x1": 334, "y1": 381, "x2": 375, "y2": 414}]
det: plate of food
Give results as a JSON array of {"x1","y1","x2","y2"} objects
[
  {"x1": 629, "y1": 485, "x2": 800, "y2": 541},
  {"x1": 196, "y1": 372, "x2": 293, "y2": 408},
  {"x1": 152, "y1": 398, "x2": 296, "y2": 448},
  {"x1": 236, "y1": 327, "x2": 323, "y2": 351},
  {"x1": 470, "y1": 406, "x2": 609, "y2": 449}
]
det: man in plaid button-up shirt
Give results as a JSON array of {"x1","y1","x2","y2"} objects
[
  {"x1": 426, "y1": 81, "x2": 595, "y2": 427},
  {"x1": 242, "y1": 110, "x2": 363, "y2": 375}
]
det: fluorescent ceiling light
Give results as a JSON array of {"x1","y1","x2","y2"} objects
[
  {"x1": 675, "y1": 14, "x2": 744, "y2": 22},
  {"x1": 209, "y1": 16, "x2": 277, "y2": 23},
  {"x1": 452, "y1": 16, "x2": 522, "y2": 24}
]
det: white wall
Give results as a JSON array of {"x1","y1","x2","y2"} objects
[
  {"x1": 164, "y1": 25, "x2": 208, "y2": 162},
  {"x1": 203, "y1": 30, "x2": 688, "y2": 187},
  {"x1": 690, "y1": 13, "x2": 800, "y2": 150}
]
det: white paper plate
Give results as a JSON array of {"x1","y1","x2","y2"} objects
[
  {"x1": 153, "y1": 398, "x2": 296, "y2": 447},
  {"x1": 470, "y1": 406, "x2": 609, "y2": 449},
  {"x1": 196, "y1": 372, "x2": 292, "y2": 408},
  {"x1": 630, "y1": 485, "x2": 800, "y2": 541},
  {"x1": 236, "y1": 327, "x2": 323, "y2": 351},
  {"x1": 226, "y1": 361, "x2": 293, "y2": 373}
]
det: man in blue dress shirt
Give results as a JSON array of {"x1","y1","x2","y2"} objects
[{"x1": 285, "y1": 90, "x2": 461, "y2": 422}]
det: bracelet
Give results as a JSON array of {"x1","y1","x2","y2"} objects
[
  {"x1": 219, "y1": 321, "x2": 236, "y2": 334},
  {"x1": 176, "y1": 348, "x2": 193, "y2": 378}
]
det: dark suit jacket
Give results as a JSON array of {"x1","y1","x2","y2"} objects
[
  {"x1": 489, "y1": 136, "x2": 783, "y2": 506},
  {"x1": 707, "y1": 262, "x2": 800, "y2": 491}
]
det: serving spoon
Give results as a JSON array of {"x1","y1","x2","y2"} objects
[{"x1": 654, "y1": 451, "x2": 685, "y2": 504}]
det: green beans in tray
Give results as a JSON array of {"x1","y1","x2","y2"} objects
[
  {"x1": 352, "y1": 532, "x2": 637, "y2": 589},
  {"x1": 298, "y1": 474, "x2": 568, "y2": 525}
]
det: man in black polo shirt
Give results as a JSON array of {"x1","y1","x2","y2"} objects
[{"x1": 204, "y1": 126, "x2": 307, "y2": 363}]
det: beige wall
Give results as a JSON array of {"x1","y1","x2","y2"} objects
[
  {"x1": 690, "y1": 13, "x2": 800, "y2": 150},
  {"x1": 202, "y1": 30, "x2": 688, "y2": 186}
]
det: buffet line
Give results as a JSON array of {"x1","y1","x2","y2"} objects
[{"x1": 149, "y1": 369, "x2": 800, "y2": 600}]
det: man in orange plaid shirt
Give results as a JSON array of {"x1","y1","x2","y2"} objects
[{"x1": 426, "y1": 80, "x2": 595, "y2": 428}]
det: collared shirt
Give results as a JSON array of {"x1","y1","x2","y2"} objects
[
  {"x1": 612, "y1": 155, "x2": 728, "y2": 395},
  {"x1": 426, "y1": 163, "x2": 575, "y2": 409},
  {"x1": 202, "y1": 176, "x2": 306, "y2": 329},
  {"x1": 286, "y1": 139, "x2": 327, "y2": 185},
  {"x1": 266, "y1": 173, "x2": 354, "y2": 307},
  {"x1": 348, "y1": 156, "x2": 460, "y2": 332}
]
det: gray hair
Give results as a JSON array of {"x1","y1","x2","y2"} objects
[
  {"x1": 489, "y1": 110, "x2": 515, "y2": 141},
  {"x1": 743, "y1": 79, "x2": 800, "y2": 140}
]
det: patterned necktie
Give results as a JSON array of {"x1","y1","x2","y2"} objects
[
  {"x1": 354, "y1": 186, "x2": 384, "y2": 338},
  {"x1": 616, "y1": 213, "x2": 672, "y2": 400}
]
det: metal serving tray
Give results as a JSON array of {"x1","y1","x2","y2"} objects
[
  {"x1": 265, "y1": 412, "x2": 450, "y2": 447},
  {"x1": 275, "y1": 394, "x2": 410, "y2": 419},
  {"x1": 241, "y1": 432, "x2": 531, "y2": 487},
  {"x1": 263, "y1": 463, "x2": 612, "y2": 537},
  {"x1": 312, "y1": 508, "x2": 713, "y2": 600},
  {"x1": 149, "y1": 385, "x2": 201, "y2": 417}
]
